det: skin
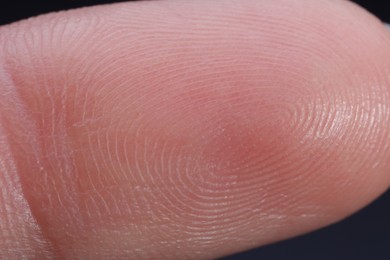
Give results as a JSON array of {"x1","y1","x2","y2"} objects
[{"x1": 0, "y1": 0, "x2": 390, "y2": 258}]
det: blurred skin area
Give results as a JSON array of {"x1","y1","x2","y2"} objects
[{"x1": 0, "y1": 0, "x2": 390, "y2": 259}]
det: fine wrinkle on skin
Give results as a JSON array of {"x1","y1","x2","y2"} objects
[{"x1": 0, "y1": 49, "x2": 55, "y2": 258}]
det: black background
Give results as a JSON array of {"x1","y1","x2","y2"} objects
[{"x1": 0, "y1": 1, "x2": 389, "y2": 260}]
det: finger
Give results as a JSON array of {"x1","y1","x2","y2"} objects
[{"x1": 1, "y1": 0, "x2": 390, "y2": 259}]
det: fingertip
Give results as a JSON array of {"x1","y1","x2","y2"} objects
[{"x1": 0, "y1": 0, "x2": 390, "y2": 259}]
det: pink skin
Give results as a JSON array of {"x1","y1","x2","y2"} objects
[{"x1": 0, "y1": 0, "x2": 390, "y2": 259}]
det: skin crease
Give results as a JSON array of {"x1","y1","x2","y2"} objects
[{"x1": 0, "y1": 0, "x2": 390, "y2": 259}]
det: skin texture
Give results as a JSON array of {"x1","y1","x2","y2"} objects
[{"x1": 0, "y1": 0, "x2": 390, "y2": 259}]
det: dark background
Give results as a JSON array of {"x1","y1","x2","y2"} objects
[{"x1": 0, "y1": 1, "x2": 389, "y2": 260}]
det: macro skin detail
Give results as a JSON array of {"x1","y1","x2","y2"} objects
[{"x1": 0, "y1": 0, "x2": 390, "y2": 259}]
